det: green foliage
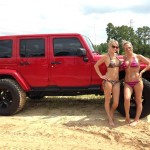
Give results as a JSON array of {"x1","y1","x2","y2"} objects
[
  {"x1": 94, "y1": 43, "x2": 107, "y2": 54},
  {"x1": 96, "y1": 23, "x2": 150, "y2": 57},
  {"x1": 136, "y1": 26, "x2": 150, "y2": 45}
]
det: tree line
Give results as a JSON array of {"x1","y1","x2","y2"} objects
[{"x1": 95, "y1": 23, "x2": 150, "y2": 57}]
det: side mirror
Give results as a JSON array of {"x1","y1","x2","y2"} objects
[{"x1": 77, "y1": 48, "x2": 86, "y2": 56}]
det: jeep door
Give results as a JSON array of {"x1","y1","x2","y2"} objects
[
  {"x1": 49, "y1": 36, "x2": 91, "y2": 86},
  {"x1": 0, "y1": 38, "x2": 16, "y2": 70},
  {"x1": 17, "y1": 36, "x2": 49, "y2": 86}
]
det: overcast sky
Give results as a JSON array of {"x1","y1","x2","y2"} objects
[{"x1": 0, "y1": 0, "x2": 150, "y2": 44}]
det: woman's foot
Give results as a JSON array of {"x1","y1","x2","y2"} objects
[
  {"x1": 109, "y1": 119, "x2": 115, "y2": 126},
  {"x1": 130, "y1": 120, "x2": 139, "y2": 126},
  {"x1": 125, "y1": 118, "x2": 131, "y2": 125}
]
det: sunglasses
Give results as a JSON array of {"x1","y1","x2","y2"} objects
[
  {"x1": 125, "y1": 47, "x2": 131, "y2": 50},
  {"x1": 112, "y1": 45, "x2": 119, "y2": 49}
]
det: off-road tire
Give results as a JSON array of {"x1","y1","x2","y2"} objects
[
  {"x1": 0, "y1": 79, "x2": 26, "y2": 116},
  {"x1": 117, "y1": 78, "x2": 150, "y2": 118}
]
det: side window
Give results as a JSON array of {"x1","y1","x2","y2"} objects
[
  {"x1": 53, "y1": 37, "x2": 83, "y2": 56},
  {"x1": 0, "y1": 40, "x2": 12, "y2": 58},
  {"x1": 20, "y1": 38, "x2": 45, "y2": 57}
]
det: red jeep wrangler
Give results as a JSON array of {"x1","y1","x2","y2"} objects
[{"x1": 0, "y1": 33, "x2": 150, "y2": 118}]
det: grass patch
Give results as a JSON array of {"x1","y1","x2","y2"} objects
[
  {"x1": 27, "y1": 94, "x2": 105, "y2": 109},
  {"x1": 45, "y1": 94, "x2": 104, "y2": 101}
]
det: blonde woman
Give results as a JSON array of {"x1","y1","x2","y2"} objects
[
  {"x1": 94, "y1": 39, "x2": 121, "y2": 126},
  {"x1": 122, "y1": 40, "x2": 150, "y2": 126}
]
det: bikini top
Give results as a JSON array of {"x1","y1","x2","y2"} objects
[
  {"x1": 122, "y1": 56, "x2": 139, "y2": 69},
  {"x1": 107, "y1": 53, "x2": 122, "y2": 68}
]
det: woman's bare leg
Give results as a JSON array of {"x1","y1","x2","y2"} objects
[
  {"x1": 124, "y1": 84, "x2": 133, "y2": 124},
  {"x1": 130, "y1": 81, "x2": 143, "y2": 126},
  {"x1": 103, "y1": 81, "x2": 114, "y2": 126},
  {"x1": 110, "y1": 82, "x2": 120, "y2": 122}
]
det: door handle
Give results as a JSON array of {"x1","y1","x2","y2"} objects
[
  {"x1": 51, "y1": 61, "x2": 62, "y2": 65},
  {"x1": 20, "y1": 61, "x2": 30, "y2": 66}
]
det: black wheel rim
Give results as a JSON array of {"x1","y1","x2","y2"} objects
[{"x1": 0, "y1": 89, "x2": 13, "y2": 109}]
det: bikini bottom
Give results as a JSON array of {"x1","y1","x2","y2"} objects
[
  {"x1": 125, "y1": 80, "x2": 140, "y2": 88},
  {"x1": 103, "y1": 79, "x2": 120, "y2": 88}
]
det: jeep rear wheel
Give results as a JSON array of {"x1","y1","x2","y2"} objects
[
  {"x1": 0, "y1": 79, "x2": 26, "y2": 116},
  {"x1": 117, "y1": 78, "x2": 150, "y2": 118}
]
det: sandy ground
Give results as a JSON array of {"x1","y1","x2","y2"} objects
[{"x1": 0, "y1": 95, "x2": 150, "y2": 150}]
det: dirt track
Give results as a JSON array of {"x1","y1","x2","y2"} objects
[{"x1": 0, "y1": 96, "x2": 150, "y2": 150}]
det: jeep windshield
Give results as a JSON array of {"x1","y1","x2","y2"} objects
[{"x1": 83, "y1": 35, "x2": 95, "y2": 52}]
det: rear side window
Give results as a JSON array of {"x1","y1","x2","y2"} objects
[
  {"x1": 53, "y1": 38, "x2": 83, "y2": 56},
  {"x1": 20, "y1": 38, "x2": 45, "y2": 57},
  {"x1": 0, "y1": 40, "x2": 12, "y2": 58}
]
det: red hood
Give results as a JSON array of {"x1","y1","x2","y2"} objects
[{"x1": 92, "y1": 54, "x2": 101, "y2": 61}]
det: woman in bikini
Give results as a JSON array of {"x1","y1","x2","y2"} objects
[
  {"x1": 94, "y1": 39, "x2": 121, "y2": 126},
  {"x1": 122, "y1": 40, "x2": 150, "y2": 126}
]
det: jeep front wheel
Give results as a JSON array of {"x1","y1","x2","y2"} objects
[
  {"x1": 0, "y1": 79, "x2": 26, "y2": 116},
  {"x1": 117, "y1": 78, "x2": 150, "y2": 118}
]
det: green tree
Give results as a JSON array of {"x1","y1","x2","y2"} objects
[
  {"x1": 135, "y1": 26, "x2": 150, "y2": 56},
  {"x1": 106, "y1": 23, "x2": 118, "y2": 41},
  {"x1": 136, "y1": 26, "x2": 150, "y2": 45},
  {"x1": 105, "y1": 23, "x2": 150, "y2": 55},
  {"x1": 96, "y1": 23, "x2": 150, "y2": 57}
]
